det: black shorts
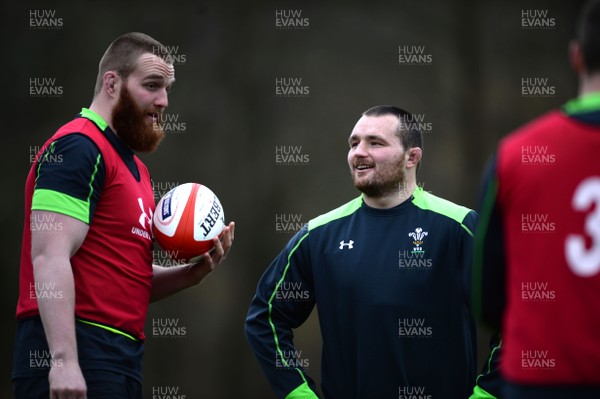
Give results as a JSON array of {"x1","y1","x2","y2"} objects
[
  {"x1": 13, "y1": 317, "x2": 144, "y2": 386},
  {"x1": 13, "y1": 369, "x2": 142, "y2": 399}
]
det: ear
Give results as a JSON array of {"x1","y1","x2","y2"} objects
[
  {"x1": 569, "y1": 40, "x2": 585, "y2": 75},
  {"x1": 102, "y1": 71, "x2": 120, "y2": 98},
  {"x1": 405, "y1": 147, "x2": 423, "y2": 169}
]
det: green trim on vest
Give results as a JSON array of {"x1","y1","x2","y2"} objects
[
  {"x1": 77, "y1": 319, "x2": 139, "y2": 341},
  {"x1": 31, "y1": 189, "x2": 90, "y2": 224},
  {"x1": 563, "y1": 92, "x2": 600, "y2": 115},
  {"x1": 80, "y1": 108, "x2": 108, "y2": 130}
]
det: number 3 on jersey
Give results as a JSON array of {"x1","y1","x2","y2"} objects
[{"x1": 566, "y1": 177, "x2": 600, "y2": 277}]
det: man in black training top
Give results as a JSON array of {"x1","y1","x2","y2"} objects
[{"x1": 245, "y1": 105, "x2": 478, "y2": 399}]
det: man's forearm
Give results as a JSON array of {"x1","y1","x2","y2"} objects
[
  {"x1": 150, "y1": 261, "x2": 212, "y2": 302},
  {"x1": 33, "y1": 254, "x2": 79, "y2": 364},
  {"x1": 29, "y1": 211, "x2": 90, "y2": 397},
  {"x1": 150, "y1": 226, "x2": 234, "y2": 302}
]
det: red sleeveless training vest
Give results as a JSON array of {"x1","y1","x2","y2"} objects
[{"x1": 17, "y1": 116, "x2": 155, "y2": 340}]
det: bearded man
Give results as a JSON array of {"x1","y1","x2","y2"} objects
[
  {"x1": 245, "y1": 105, "x2": 478, "y2": 399},
  {"x1": 12, "y1": 32, "x2": 235, "y2": 399}
]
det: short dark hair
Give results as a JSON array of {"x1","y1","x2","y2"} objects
[
  {"x1": 362, "y1": 105, "x2": 423, "y2": 151},
  {"x1": 576, "y1": 0, "x2": 600, "y2": 73},
  {"x1": 94, "y1": 32, "x2": 172, "y2": 95}
]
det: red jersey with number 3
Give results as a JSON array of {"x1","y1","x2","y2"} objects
[{"x1": 497, "y1": 109, "x2": 600, "y2": 383}]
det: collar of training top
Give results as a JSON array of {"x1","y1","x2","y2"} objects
[
  {"x1": 78, "y1": 107, "x2": 140, "y2": 181},
  {"x1": 562, "y1": 91, "x2": 600, "y2": 126}
]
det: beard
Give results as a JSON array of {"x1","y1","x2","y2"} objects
[
  {"x1": 111, "y1": 84, "x2": 165, "y2": 153},
  {"x1": 351, "y1": 156, "x2": 407, "y2": 199}
]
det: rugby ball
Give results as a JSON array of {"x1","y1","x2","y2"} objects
[{"x1": 152, "y1": 183, "x2": 225, "y2": 261}]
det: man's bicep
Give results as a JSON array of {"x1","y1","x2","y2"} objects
[
  {"x1": 31, "y1": 211, "x2": 90, "y2": 261},
  {"x1": 254, "y1": 231, "x2": 316, "y2": 327},
  {"x1": 276, "y1": 232, "x2": 316, "y2": 323}
]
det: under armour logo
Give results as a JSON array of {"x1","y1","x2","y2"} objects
[
  {"x1": 339, "y1": 240, "x2": 354, "y2": 249},
  {"x1": 138, "y1": 197, "x2": 153, "y2": 229}
]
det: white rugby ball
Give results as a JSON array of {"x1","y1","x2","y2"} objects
[{"x1": 152, "y1": 183, "x2": 225, "y2": 261}]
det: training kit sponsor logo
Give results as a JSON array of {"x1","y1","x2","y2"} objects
[
  {"x1": 521, "y1": 9, "x2": 556, "y2": 29},
  {"x1": 398, "y1": 318, "x2": 433, "y2": 338},
  {"x1": 29, "y1": 9, "x2": 63, "y2": 29},
  {"x1": 521, "y1": 349, "x2": 556, "y2": 370},
  {"x1": 520, "y1": 214, "x2": 556, "y2": 233},
  {"x1": 132, "y1": 197, "x2": 153, "y2": 241},
  {"x1": 521, "y1": 145, "x2": 556, "y2": 165},
  {"x1": 398, "y1": 45, "x2": 432, "y2": 66},
  {"x1": 152, "y1": 386, "x2": 187, "y2": 399},
  {"x1": 275, "y1": 77, "x2": 310, "y2": 98},
  {"x1": 275, "y1": 213, "x2": 305, "y2": 233},
  {"x1": 521, "y1": 77, "x2": 556, "y2": 98},
  {"x1": 275, "y1": 9, "x2": 310, "y2": 29},
  {"x1": 152, "y1": 318, "x2": 187, "y2": 338},
  {"x1": 275, "y1": 349, "x2": 310, "y2": 369},
  {"x1": 398, "y1": 386, "x2": 432, "y2": 399},
  {"x1": 339, "y1": 240, "x2": 354, "y2": 250},
  {"x1": 521, "y1": 281, "x2": 556, "y2": 302},
  {"x1": 29, "y1": 77, "x2": 63, "y2": 98},
  {"x1": 275, "y1": 145, "x2": 310, "y2": 165}
]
